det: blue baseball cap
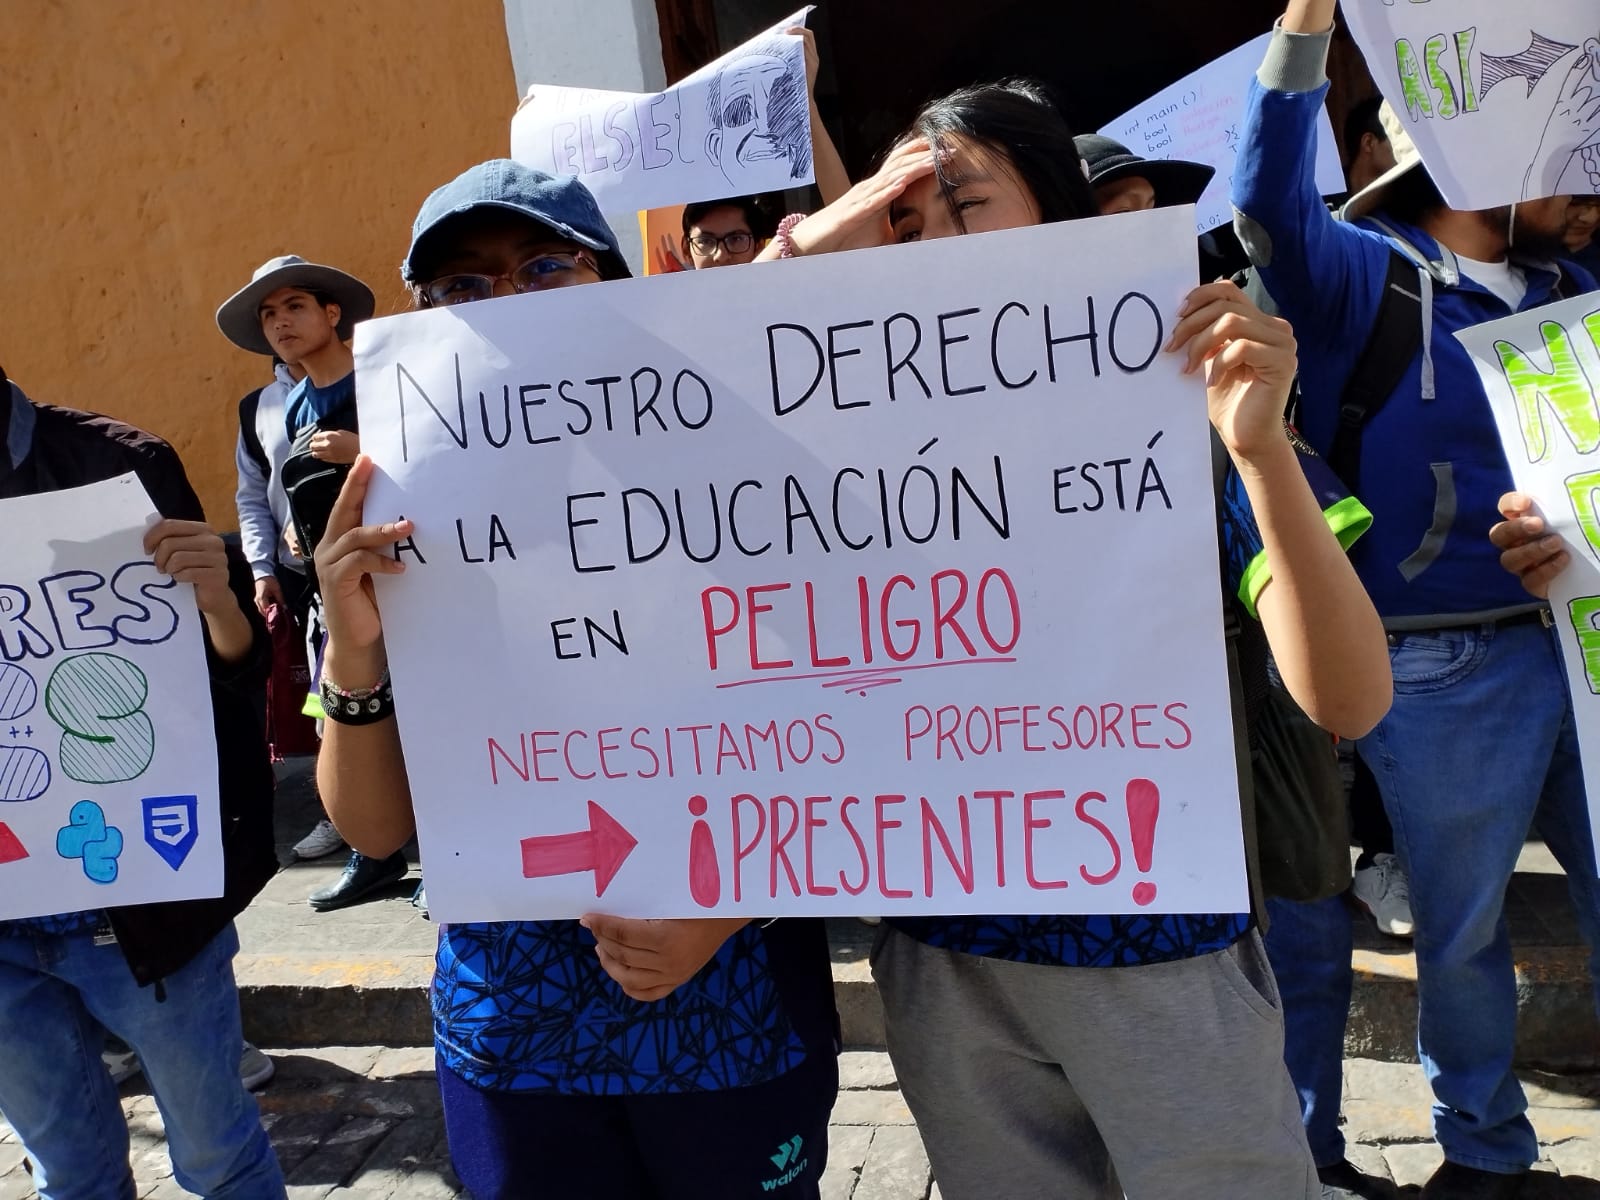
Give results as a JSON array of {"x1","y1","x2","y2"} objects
[{"x1": 402, "y1": 159, "x2": 631, "y2": 284}]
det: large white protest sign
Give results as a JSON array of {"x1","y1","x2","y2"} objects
[
  {"x1": 1102, "y1": 33, "x2": 1347, "y2": 235},
  {"x1": 355, "y1": 206, "x2": 1248, "y2": 924},
  {"x1": 1460, "y1": 296, "x2": 1600, "y2": 860},
  {"x1": 511, "y1": 9, "x2": 815, "y2": 217},
  {"x1": 1344, "y1": 1, "x2": 1600, "y2": 209},
  {"x1": 0, "y1": 474, "x2": 223, "y2": 921}
]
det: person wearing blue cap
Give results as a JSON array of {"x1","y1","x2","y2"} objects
[{"x1": 309, "y1": 160, "x2": 840, "y2": 1200}]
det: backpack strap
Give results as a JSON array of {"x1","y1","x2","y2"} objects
[
  {"x1": 1326, "y1": 251, "x2": 1425, "y2": 492},
  {"x1": 237, "y1": 387, "x2": 270, "y2": 477}
]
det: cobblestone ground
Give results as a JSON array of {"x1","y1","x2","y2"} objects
[{"x1": 2, "y1": 1051, "x2": 1596, "y2": 1198}]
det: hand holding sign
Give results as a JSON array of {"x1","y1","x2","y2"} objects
[
  {"x1": 581, "y1": 913, "x2": 751, "y2": 1002},
  {"x1": 143, "y1": 520, "x2": 234, "y2": 620},
  {"x1": 1165, "y1": 281, "x2": 1298, "y2": 462},
  {"x1": 313, "y1": 456, "x2": 410, "y2": 681},
  {"x1": 1490, "y1": 492, "x2": 1572, "y2": 599}
]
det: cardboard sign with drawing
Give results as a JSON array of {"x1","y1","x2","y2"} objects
[{"x1": 1343, "y1": 0, "x2": 1600, "y2": 209}]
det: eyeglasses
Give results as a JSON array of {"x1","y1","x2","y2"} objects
[
  {"x1": 422, "y1": 250, "x2": 597, "y2": 306},
  {"x1": 687, "y1": 231, "x2": 755, "y2": 256}
]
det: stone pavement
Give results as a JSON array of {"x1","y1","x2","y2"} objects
[{"x1": 2, "y1": 1050, "x2": 1597, "y2": 1198}]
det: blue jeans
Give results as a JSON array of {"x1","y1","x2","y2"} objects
[
  {"x1": 0, "y1": 922, "x2": 284, "y2": 1199},
  {"x1": 1263, "y1": 893, "x2": 1353, "y2": 1169},
  {"x1": 1358, "y1": 621, "x2": 1600, "y2": 1173}
]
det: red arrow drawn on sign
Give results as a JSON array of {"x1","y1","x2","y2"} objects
[
  {"x1": 0, "y1": 822, "x2": 28, "y2": 865},
  {"x1": 520, "y1": 801, "x2": 638, "y2": 898}
]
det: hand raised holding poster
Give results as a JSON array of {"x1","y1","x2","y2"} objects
[
  {"x1": 0, "y1": 474, "x2": 223, "y2": 920},
  {"x1": 511, "y1": 8, "x2": 816, "y2": 216},
  {"x1": 1343, "y1": 1, "x2": 1600, "y2": 208}
]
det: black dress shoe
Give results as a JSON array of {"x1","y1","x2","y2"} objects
[
  {"x1": 1420, "y1": 1162, "x2": 1527, "y2": 1200},
  {"x1": 1320, "y1": 1159, "x2": 1397, "y2": 1199},
  {"x1": 308, "y1": 851, "x2": 409, "y2": 912}
]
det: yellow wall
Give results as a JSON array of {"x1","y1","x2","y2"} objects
[{"x1": 0, "y1": 0, "x2": 517, "y2": 523}]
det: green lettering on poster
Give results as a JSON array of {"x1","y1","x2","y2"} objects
[
  {"x1": 1495, "y1": 321, "x2": 1600, "y2": 464},
  {"x1": 1568, "y1": 596, "x2": 1600, "y2": 695}
]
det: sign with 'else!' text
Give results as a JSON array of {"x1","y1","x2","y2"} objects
[{"x1": 354, "y1": 206, "x2": 1247, "y2": 923}]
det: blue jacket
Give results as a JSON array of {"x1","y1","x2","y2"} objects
[{"x1": 1232, "y1": 24, "x2": 1597, "y2": 626}]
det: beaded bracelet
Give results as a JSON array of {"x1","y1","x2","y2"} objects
[{"x1": 319, "y1": 669, "x2": 396, "y2": 726}]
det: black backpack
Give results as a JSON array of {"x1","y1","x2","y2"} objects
[
  {"x1": 280, "y1": 390, "x2": 359, "y2": 561},
  {"x1": 237, "y1": 386, "x2": 271, "y2": 477},
  {"x1": 1211, "y1": 432, "x2": 1350, "y2": 906},
  {"x1": 1309, "y1": 230, "x2": 1576, "y2": 493}
]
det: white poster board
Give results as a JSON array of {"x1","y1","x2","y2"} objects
[
  {"x1": 1459, "y1": 295, "x2": 1600, "y2": 859},
  {"x1": 1344, "y1": 1, "x2": 1600, "y2": 208},
  {"x1": 0, "y1": 474, "x2": 223, "y2": 921},
  {"x1": 511, "y1": 9, "x2": 815, "y2": 217},
  {"x1": 355, "y1": 206, "x2": 1248, "y2": 924},
  {"x1": 1101, "y1": 32, "x2": 1347, "y2": 234}
]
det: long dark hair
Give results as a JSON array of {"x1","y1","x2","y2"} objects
[{"x1": 904, "y1": 79, "x2": 1099, "y2": 231}]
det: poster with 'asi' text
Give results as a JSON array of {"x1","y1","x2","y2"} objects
[{"x1": 1343, "y1": 0, "x2": 1600, "y2": 209}]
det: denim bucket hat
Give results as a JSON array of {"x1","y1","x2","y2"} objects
[
  {"x1": 402, "y1": 159, "x2": 632, "y2": 285},
  {"x1": 216, "y1": 255, "x2": 376, "y2": 356}
]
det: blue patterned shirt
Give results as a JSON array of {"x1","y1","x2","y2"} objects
[{"x1": 432, "y1": 917, "x2": 834, "y2": 1096}]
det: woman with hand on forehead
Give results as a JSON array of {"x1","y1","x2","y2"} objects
[
  {"x1": 762, "y1": 80, "x2": 1391, "y2": 1200},
  {"x1": 310, "y1": 160, "x2": 839, "y2": 1200}
]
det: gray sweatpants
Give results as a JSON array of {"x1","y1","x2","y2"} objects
[{"x1": 872, "y1": 927, "x2": 1317, "y2": 1200}]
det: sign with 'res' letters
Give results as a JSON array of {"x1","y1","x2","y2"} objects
[{"x1": 0, "y1": 474, "x2": 222, "y2": 920}]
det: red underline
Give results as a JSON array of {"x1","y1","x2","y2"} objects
[{"x1": 715, "y1": 657, "x2": 1018, "y2": 690}]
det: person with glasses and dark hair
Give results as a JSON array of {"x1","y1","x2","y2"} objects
[
  {"x1": 311, "y1": 159, "x2": 840, "y2": 1200},
  {"x1": 679, "y1": 196, "x2": 778, "y2": 269}
]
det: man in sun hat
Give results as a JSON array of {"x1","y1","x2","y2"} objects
[
  {"x1": 1074, "y1": 133, "x2": 1216, "y2": 216},
  {"x1": 1235, "y1": 6, "x2": 1598, "y2": 1197},
  {"x1": 221, "y1": 256, "x2": 411, "y2": 912},
  {"x1": 216, "y1": 255, "x2": 373, "y2": 867}
]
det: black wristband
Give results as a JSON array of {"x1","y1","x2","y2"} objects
[{"x1": 319, "y1": 674, "x2": 396, "y2": 725}]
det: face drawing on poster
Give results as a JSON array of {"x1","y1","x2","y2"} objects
[
  {"x1": 705, "y1": 35, "x2": 811, "y2": 185},
  {"x1": 510, "y1": 8, "x2": 815, "y2": 215},
  {"x1": 1344, "y1": 1, "x2": 1600, "y2": 206}
]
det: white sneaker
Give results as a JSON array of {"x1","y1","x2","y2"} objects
[
  {"x1": 292, "y1": 818, "x2": 346, "y2": 860},
  {"x1": 102, "y1": 1041, "x2": 142, "y2": 1085},
  {"x1": 240, "y1": 1042, "x2": 275, "y2": 1090},
  {"x1": 1351, "y1": 852, "x2": 1414, "y2": 938}
]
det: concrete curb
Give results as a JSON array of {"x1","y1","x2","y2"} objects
[{"x1": 239, "y1": 938, "x2": 1599, "y2": 1067}]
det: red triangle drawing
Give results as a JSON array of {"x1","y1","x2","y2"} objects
[{"x1": 0, "y1": 822, "x2": 28, "y2": 865}]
